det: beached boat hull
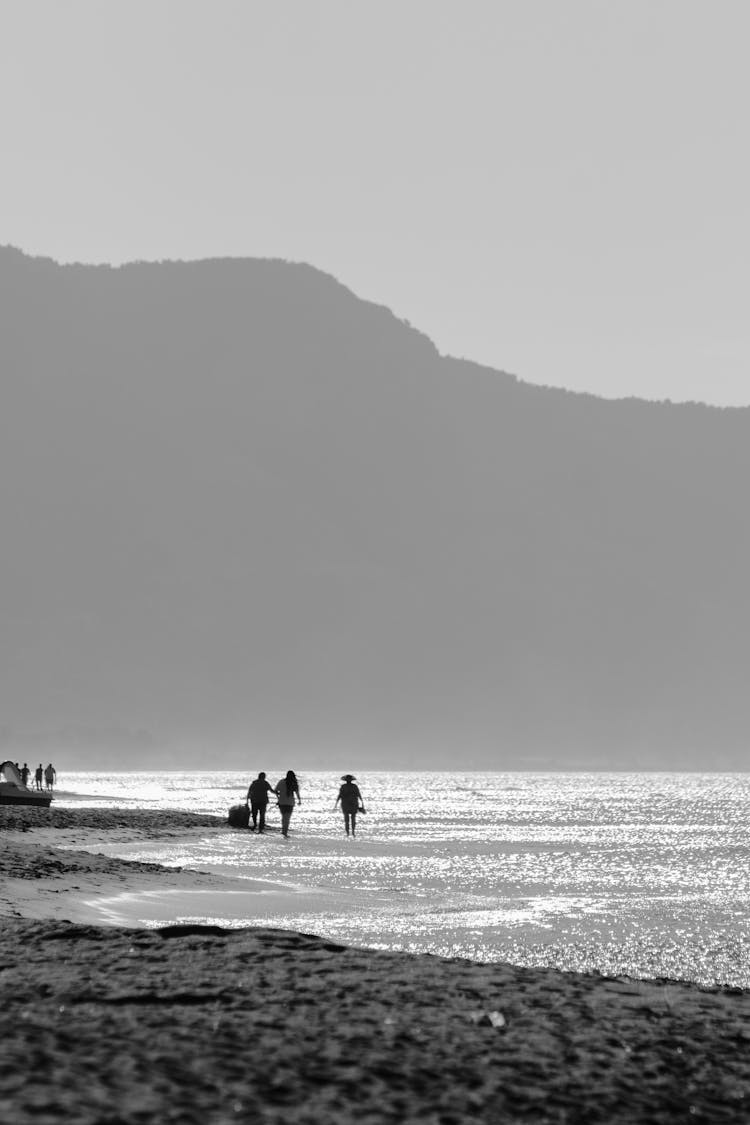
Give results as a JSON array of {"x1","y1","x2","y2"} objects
[{"x1": 0, "y1": 786, "x2": 53, "y2": 808}]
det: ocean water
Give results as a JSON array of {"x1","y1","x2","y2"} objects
[{"x1": 56, "y1": 770, "x2": 750, "y2": 987}]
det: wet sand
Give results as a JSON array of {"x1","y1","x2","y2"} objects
[{"x1": 2, "y1": 806, "x2": 750, "y2": 1123}]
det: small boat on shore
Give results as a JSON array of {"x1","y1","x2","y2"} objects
[{"x1": 0, "y1": 761, "x2": 53, "y2": 807}]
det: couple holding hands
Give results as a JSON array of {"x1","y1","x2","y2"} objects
[{"x1": 245, "y1": 770, "x2": 300, "y2": 837}]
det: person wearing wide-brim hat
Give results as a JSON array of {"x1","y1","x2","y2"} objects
[{"x1": 335, "y1": 774, "x2": 365, "y2": 837}]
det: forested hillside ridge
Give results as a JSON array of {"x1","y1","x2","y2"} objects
[{"x1": 2, "y1": 245, "x2": 748, "y2": 769}]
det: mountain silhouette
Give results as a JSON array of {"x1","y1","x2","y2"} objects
[{"x1": 1, "y1": 246, "x2": 748, "y2": 768}]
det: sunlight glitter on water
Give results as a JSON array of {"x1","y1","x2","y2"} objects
[{"x1": 56, "y1": 770, "x2": 750, "y2": 986}]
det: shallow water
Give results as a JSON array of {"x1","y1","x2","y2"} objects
[{"x1": 56, "y1": 770, "x2": 750, "y2": 986}]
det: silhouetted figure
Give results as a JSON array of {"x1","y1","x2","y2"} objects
[
  {"x1": 20, "y1": 763, "x2": 30, "y2": 787},
  {"x1": 335, "y1": 774, "x2": 365, "y2": 837},
  {"x1": 35, "y1": 764, "x2": 43, "y2": 791},
  {"x1": 44, "y1": 763, "x2": 56, "y2": 792},
  {"x1": 246, "y1": 771, "x2": 274, "y2": 832},
  {"x1": 275, "y1": 770, "x2": 301, "y2": 837}
]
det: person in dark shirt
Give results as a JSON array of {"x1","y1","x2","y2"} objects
[
  {"x1": 20, "y1": 763, "x2": 30, "y2": 787},
  {"x1": 335, "y1": 774, "x2": 365, "y2": 837},
  {"x1": 246, "y1": 771, "x2": 275, "y2": 833}
]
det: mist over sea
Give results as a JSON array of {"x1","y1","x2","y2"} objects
[{"x1": 55, "y1": 771, "x2": 750, "y2": 988}]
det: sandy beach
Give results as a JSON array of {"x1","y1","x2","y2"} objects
[{"x1": 2, "y1": 807, "x2": 750, "y2": 1123}]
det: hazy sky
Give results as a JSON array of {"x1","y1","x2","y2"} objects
[{"x1": 2, "y1": 1, "x2": 748, "y2": 405}]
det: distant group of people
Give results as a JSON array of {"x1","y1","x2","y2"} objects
[
  {"x1": 16, "y1": 762, "x2": 57, "y2": 791},
  {"x1": 244, "y1": 771, "x2": 366, "y2": 837}
]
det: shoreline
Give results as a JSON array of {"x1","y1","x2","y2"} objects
[
  {"x1": 0, "y1": 805, "x2": 364, "y2": 929},
  {"x1": 3, "y1": 806, "x2": 750, "y2": 1122}
]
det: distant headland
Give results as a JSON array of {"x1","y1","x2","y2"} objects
[{"x1": 1, "y1": 246, "x2": 748, "y2": 770}]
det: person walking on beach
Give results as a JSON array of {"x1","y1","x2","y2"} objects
[
  {"x1": 275, "y1": 770, "x2": 301, "y2": 837},
  {"x1": 246, "y1": 771, "x2": 274, "y2": 833},
  {"x1": 35, "y1": 764, "x2": 44, "y2": 791},
  {"x1": 335, "y1": 774, "x2": 365, "y2": 837},
  {"x1": 44, "y1": 763, "x2": 56, "y2": 792},
  {"x1": 20, "y1": 763, "x2": 30, "y2": 787}
]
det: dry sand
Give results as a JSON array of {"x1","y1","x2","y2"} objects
[{"x1": 2, "y1": 806, "x2": 750, "y2": 1123}]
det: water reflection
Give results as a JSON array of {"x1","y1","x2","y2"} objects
[{"x1": 58, "y1": 770, "x2": 750, "y2": 986}]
